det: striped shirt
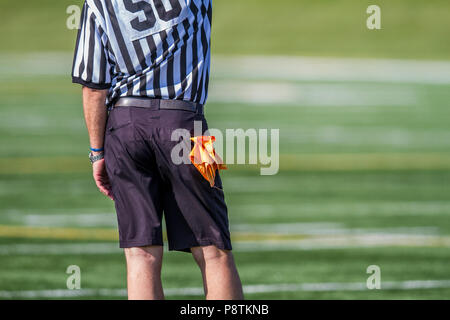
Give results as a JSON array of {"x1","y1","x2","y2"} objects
[{"x1": 72, "y1": 0, "x2": 212, "y2": 106}]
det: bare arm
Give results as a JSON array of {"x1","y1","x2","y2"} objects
[
  {"x1": 82, "y1": 86, "x2": 113, "y2": 200},
  {"x1": 82, "y1": 86, "x2": 108, "y2": 151}
]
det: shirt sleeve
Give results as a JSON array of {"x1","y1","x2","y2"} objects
[{"x1": 72, "y1": 2, "x2": 112, "y2": 89}]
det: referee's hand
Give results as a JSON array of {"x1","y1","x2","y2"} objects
[{"x1": 92, "y1": 158, "x2": 114, "y2": 200}]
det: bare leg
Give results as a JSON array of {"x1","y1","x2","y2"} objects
[
  {"x1": 124, "y1": 246, "x2": 164, "y2": 300},
  {"x1": 191, "y1": 245, "x2": 244, "y2": 300}
]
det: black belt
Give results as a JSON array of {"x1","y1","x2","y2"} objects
[{"x1": 112, "y1": 97, "x2": 203, "y2": 114}]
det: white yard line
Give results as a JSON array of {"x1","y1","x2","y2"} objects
[
  {"x1": 209, "y1": 81, "x2": 419, "y2": 107},
  {"x1": 231, "y1": 222, "x2": 439, "y2": 236},
  {"x1": 233, "y1": 201, "x2": 450, "y2": 217},
  {"x1": 4, "y1": 200, "x2": 450, "y2": 227},
  {"x1": 0, "y1": 210, "x2": 441, "y2": 235},
  {"x1": 0, "y1": 54, "x2": 448, "y2": 106},
  {"x1": 212, "y1": 55, "x2": 450, "y2": 85},
  {"x1": 2, "y1": 53, "x2": 450, "y2": 84},
  {"x1": 21, "y1": 213, "x2": 117, "y2": 228},
  {"x1": 1, "y1": 211, "x2": 118, "y2": 228},
  {"x1": 1, "y1": 280, "x2": 450, "y2": 298},
  {"x1": 1, "y1": 232, "x2": 450, "y2": 256},
  {"x1": 234, "y1": 234, "x2": 450, "y2": 251}
]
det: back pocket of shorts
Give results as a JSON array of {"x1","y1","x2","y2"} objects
[{"x1": 106, "y1": 107, "x2": 132, "y2": 135}]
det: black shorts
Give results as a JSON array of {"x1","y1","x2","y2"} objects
[{"x1": 104, "y1": 105, "x2": 232, "y2": 252}]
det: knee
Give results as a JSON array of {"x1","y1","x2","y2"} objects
[
  {"x1": 125, "y1": 246, "x2": 163, "y2": 266},
  {"x1": 192, "y1": 245, "x2": 232, "y2": 268}
]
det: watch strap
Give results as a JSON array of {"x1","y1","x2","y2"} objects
[{"x1": 89, "y1": 152, "x2": 104, "y2": 164}]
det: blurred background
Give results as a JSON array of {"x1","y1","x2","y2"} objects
[{"x1": 0, "y1": 0, "x2": 449, "y2": 299}]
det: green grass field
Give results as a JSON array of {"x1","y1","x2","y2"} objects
[{"x1": 0, "y1": 0, "x2": 449, "y2": 299}]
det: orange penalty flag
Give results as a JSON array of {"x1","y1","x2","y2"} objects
[{"x1": 189, "y1": 136, "x2": 227, "y2": 187}]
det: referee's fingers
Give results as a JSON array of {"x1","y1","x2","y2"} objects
[{"x1": 94, "y1": 176, "x2": 114, "y2": 200}]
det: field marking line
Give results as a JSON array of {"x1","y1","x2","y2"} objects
[
  {"x1": 5, "y1": 210, "x2": 440, "y2": 235},
  {"x1": 1, "y1": 280, "x2": 450, "y2": 298},
  {"x1": 278, "y1": 153, "x2": 450, "y2": 171},
  {"x1": 2, "y1": 53, "x2": 450, "y2": 84},
  {"x1": 212, "y1": 55, "x2": 450, "y2": 85},
  {"x1": 0, "y1": 223, "x2": 446, "y2": 241},
  {"x1": 1, "y1": 232, "x2": 450, "y2": 254},
  {"x1": 0, "y1": 224, "x2": 309, "y2": 242},
  {"x1": 0, "y1": 225, "x2": 118, "y2": 241},
  {"x1": 2, "y1": 153, "x2": 450, "y2": 174},
  {"x1": 4, "y1": 200, "x2": 450, "y2": 229},
  {"x1": 208, "y1": 81, "x2": 419, "y2": 107},
  {"x1": 1, "y1": 210, "x2": 441, "y2": 235},
  {"x1": 0, "y1": 55, "x2": 447, "y2": 107},
  {"x1": 234, "y1": 234, "x2": 450, "y2": 251}
]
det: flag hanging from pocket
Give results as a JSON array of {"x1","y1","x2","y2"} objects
[{"x1": 189, "y1": 136, "x2": 227, "y2": 187}]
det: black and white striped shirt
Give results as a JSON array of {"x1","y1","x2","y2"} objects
[{"x1": 72, "y1": 0, "x2": 212, "y2": 106}]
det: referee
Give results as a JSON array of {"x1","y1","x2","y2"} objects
[{"x1": 72, "y1": 0, "x2": 243, "y2": 300}]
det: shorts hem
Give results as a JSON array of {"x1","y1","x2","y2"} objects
[
  {"x1": 119, "y1": 239, "x2": 164, "y2": 248},
  {"x1": 169, "y1": 238, "x2": 232, "y2": 253}
]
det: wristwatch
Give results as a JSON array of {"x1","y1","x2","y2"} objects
[{"x1": 89, "y1": 151, "x2": 104, "y2": 164}]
